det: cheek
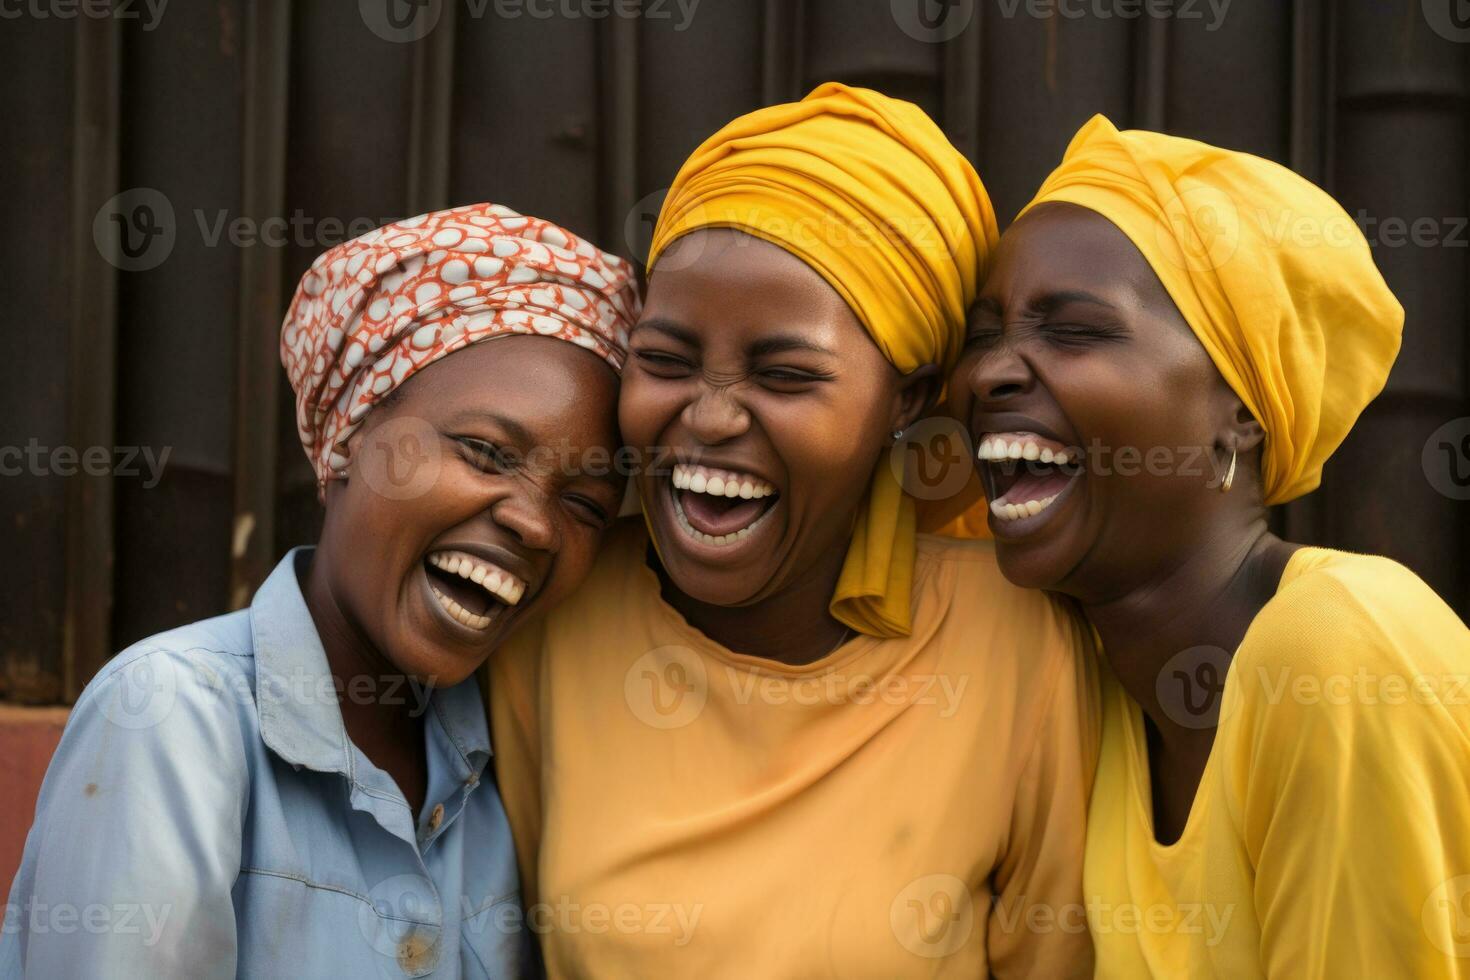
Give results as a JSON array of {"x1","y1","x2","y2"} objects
[
  {"x1": 618, "y1": 372, "x2": 683, "y2": 446},
  {"x1": 757, "y1": 389, "x2": 890, "y2": 485}
]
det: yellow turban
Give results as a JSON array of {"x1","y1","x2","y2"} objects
[
  {"x1": 1021, "y1": 115, "x2": 1403, "y2": 504},
  {"x1": 648, "y1": 82, "x2": 999, "y2": 638}
]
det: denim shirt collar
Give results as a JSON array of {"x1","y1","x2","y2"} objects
[{"x1": 249, "y1": 547, "x2": 491, "y2": 781}]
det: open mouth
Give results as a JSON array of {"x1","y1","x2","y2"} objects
[
  {"x1": 978, "y1": 431, "x2": 1083, "y2": 525},
  {"x1": 667, "y1": 463, "x2": 780, "y2": 548},
  {"x1": 422, "y1": 550, "x2": 528, "y2": 632}
]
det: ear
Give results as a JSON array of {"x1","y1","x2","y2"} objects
[
  {"x1": 890, "y1": 363, "x2": 943, "y2": 438},
  {"x1": 1222, "y1": 400, "x2": 1266, "y2": 456}
]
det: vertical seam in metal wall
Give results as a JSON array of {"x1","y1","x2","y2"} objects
[
  {"x1": 1282, "y1": 0, "x2": 1328, "y2": 543},
  {"x1": 64, "y1": 7, "x2": 122, "y2": 699},
  {"x1": 228, "y1": 0, "x2": 292, "y2": 611},
  {"x1": 943, "y1": 10, "x2": 983, "y2": 163},
  {"x1": 406, "y1": 1, "x2": 459, "y2": 216},
  {"x1": 600, "y1": 4, "x2": 640, "y2": 259},
  {"x1": 762, "y1": 0, "x2": 805, "y2": 106},
  {"x1": 1133, "y1": 6, "x2": 1169, "y2": 130}
]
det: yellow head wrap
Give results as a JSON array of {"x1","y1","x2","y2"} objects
[
  {"x1": 1020, "y1": 115, "x2": 1403, "y2": 504},
  {"x1": 647, "y1": 82, "x2": 999, "y2": 638}
]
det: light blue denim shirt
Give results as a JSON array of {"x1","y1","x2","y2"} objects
[{"x1": 1, "y1": 548, "x2": 528, "y2": 979}]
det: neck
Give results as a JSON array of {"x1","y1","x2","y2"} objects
[
  {"x1": 300, "y1": 552, "x2": 424, "y2": 745},
  {"x1": 656, "y1": 541, "x2": 853, "y2": 666},
  {"x1": 1082, "y1": 515, "x2": 1295, "y2": 751}
]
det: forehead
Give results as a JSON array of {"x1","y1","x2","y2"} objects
[
  {"x1": 394, "y1": 335, "x2": 619, "y2": 439},
  {"x1": 983, "y1": 202, "x2": 1176, "y2": 314},
  {"x1": 642, "y1": 229, "x2": 872, "y2": 351}
]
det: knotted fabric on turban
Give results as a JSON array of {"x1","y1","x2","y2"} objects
[
  {"x1": 647, "y1": 82, "x2": 999, "y2": 638},
  {"x1": 1021, "y1": 115, "x2": 1403, "y2": 504},
  {"x1": 282, "y1": 203, "x2": 640, "y2": 491}
]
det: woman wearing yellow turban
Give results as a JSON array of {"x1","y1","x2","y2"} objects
[
  {"x1": 486, "y1": 84, "x2": 1098, "y2": 976},
  {"x1": 949, "y1": 115, "x2": 1470, "y2": 977}
]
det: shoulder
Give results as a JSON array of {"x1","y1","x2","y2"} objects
[
  {"x1": 70, "y1": 610, "x2": 261, "y2": 750},
  {"x1": 1234, "y1": 547, "x2": 1468, "y2": 681}
]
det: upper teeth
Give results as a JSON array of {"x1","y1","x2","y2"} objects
[
  {"x1": 976, "y1": 432, "x2": 1073, "y2": 466},
  {"x1": 427, "y1": 551, "x2": 526, "y2": 606},
  {"x1": 672, "y1": 463, "x2": 775, "y2": 500}
]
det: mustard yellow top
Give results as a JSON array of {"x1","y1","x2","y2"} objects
[
  {"x1": 488, "y1": 521, "x2": 1099, "y2": 978},
  {"x1": 1088, "y1": 547, "x2": 1470, "y2": 978}
]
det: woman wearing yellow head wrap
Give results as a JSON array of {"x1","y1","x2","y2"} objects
[
  {"x1": 949, "y1": 115, "x2": 1470, "y2": 978},
  {"x1": 486, "y1": 84, "x2": 1098, "y2": 977}
]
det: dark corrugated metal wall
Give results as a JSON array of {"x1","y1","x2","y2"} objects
[{"x1": 1, "y1": 0, "x2": 1466, "y2": 703}]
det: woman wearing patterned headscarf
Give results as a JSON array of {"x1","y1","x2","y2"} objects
[
  {"x1": 948, "y1": 116, "x2": 1470, "y2": 977},
  {"x1": 487, "y1": 84, "x2": 1098, "y2": 977},
  {"x1": 3, "y1": 204, "x2": 639, "y2": 978}
]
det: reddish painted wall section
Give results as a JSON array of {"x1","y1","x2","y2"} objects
[{"x1": 0, "y1": 706, "x2": 68, "y2": 901}]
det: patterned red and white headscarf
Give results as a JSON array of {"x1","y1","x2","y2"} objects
[{"x1": 281, "y1": 203, "x2": 640, "y2": 490}]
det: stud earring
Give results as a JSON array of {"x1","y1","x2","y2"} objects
[
  {"x1": 892, "y1": 429, "x2": 905, "y2": 441},
  {"x1": 1220, "y1": 447, "x2": 1237, "y2": 493}
]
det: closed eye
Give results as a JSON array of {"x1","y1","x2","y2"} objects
[
  {"x1": 456, "y1": 437, "x2": 516, "y2": 474},
  {"x1": 562, "y1": 493, "x2": 611, "y2": 529},
  {"x1": 632, "y1": 348, "x2": 695, "y2": 377}
]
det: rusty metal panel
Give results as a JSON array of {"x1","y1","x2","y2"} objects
[
  {"x1": 0, "y1": 16, "x2": 74, "y2": 702},
  {"x1": 1165, "y1": 0, "x2": 1291, "y2": 158},
  {"x1": 111, "y1": 3, "x2": 244, "y2": 653}
]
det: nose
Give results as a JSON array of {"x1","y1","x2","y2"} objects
[
  {"x1": 964, "y1": 345, "x2": 1035, "y2": 404},
  {"x1": 489, "y1": 485, "x2": 558, "y2": 553},
  {"x1": 681, "y1": 383, "x2": 751, "y2": 445}
]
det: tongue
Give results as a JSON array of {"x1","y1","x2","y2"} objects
[
  {"x1": 680, "y1": 489, "x2": 770, "y2": 536},
  {"x1": 1000, "y1": 466, "x2": 1074, "y2": 505}
]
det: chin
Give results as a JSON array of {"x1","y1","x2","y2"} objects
[{"x1": 992, "y1": 538, "x2": 1072, "y2": 593}]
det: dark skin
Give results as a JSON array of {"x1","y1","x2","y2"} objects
[
  {"x1": 948, "y1": 203, "x2": 1299, "y2": 843},
  {"x1": 305, "y1": 336, "x2": 623, "y2": 813},
  {"x1": 620, "y1": 229, "x2": 939, "y2": 666}
]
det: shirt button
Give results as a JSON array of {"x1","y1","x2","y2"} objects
[
  {"x1": 397, "y1": 932, "x2": 437, "y2": 974},
  {"x1": 428, "y1": 803, "x2": 444, "y2": 832}
]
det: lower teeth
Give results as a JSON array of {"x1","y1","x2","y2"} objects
[
  {"x1": 431, "y1": 585, "x2": 493, "y2": 630},
  {"x1": 991, "y1": 493, "x2": 1060, "y2": 522}
]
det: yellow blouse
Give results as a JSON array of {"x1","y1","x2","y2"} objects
[
  {"x1": 1088, "y1": 547, "x2": 1470, "y2": 978},
  {"x1": 487, "y1": 520, "x2": 1098, "y2": 978}
]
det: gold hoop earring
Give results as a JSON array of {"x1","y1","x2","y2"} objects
[{"x1": 1221, "y1": 448, "x2": 1237, "y2": 493}]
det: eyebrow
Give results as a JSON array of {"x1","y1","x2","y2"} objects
[
  {"x1": 448, "y1": 409, "x2": 535, "y2": 446},
  {"x1": 637, "y1": 318, "x2": 835, "y2": 357},
  {"x1": 1032, "y1": 289, "x2": 1117, "y2": 314}
]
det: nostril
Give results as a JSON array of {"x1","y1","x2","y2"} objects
[{"x1": 989, "y1": 382, "x2": 1025, "y2": 399}]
